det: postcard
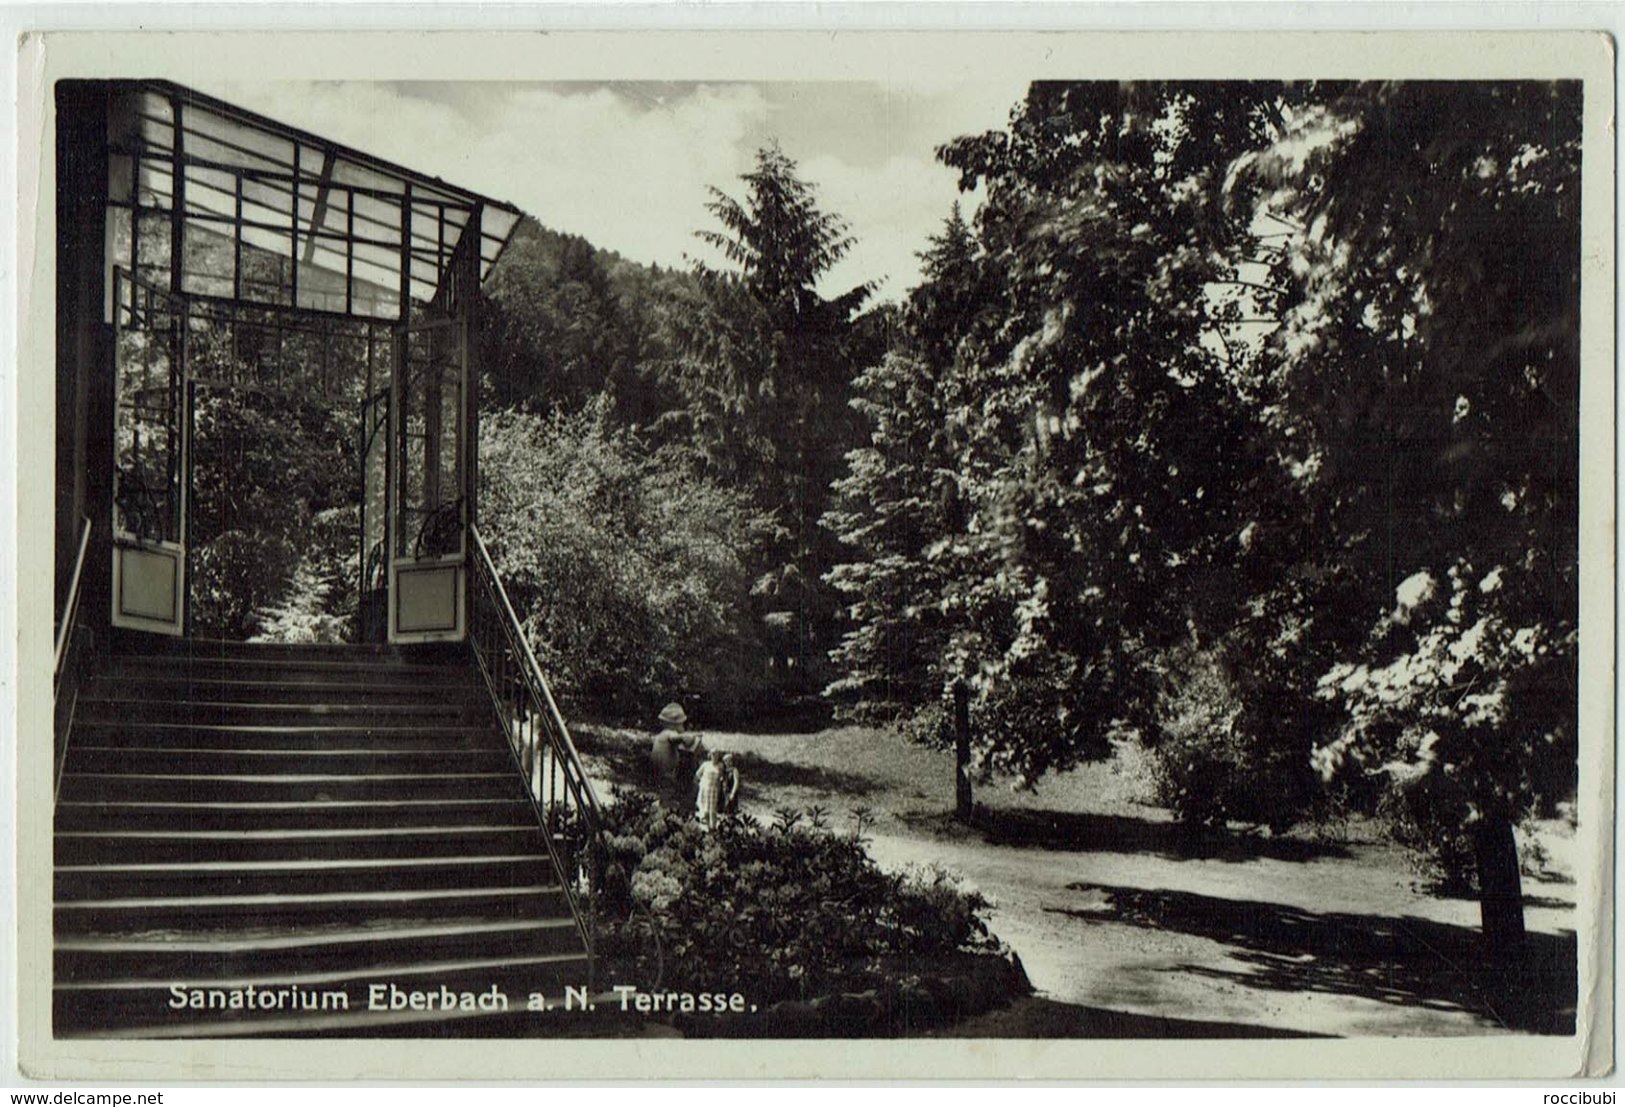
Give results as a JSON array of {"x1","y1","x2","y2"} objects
[{"x1": 12, "y1": 25, "x2": 1615, "y2": 1082}]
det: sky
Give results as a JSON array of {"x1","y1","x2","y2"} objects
[{"x1": 200, "y1": 79, "x2": 1031, "y2": 301}]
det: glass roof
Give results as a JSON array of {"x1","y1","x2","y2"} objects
[{"x1": 108, "y1": 80, "x2": 523, "y2": 319}]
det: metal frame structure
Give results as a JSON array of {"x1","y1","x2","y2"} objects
[
  {"x1": 98, "y1": 80, "x2": 521, "y2": 645},
  {"x1": 105, "y1": 80, "x2": 520, "y2": 319}
]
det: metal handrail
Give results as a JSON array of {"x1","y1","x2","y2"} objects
[
  {"x1": 467, "y1": 523, "x2": 615, "y2": 987},
  {"x1": 54, "y1": 517, "x2": 93, "y2": 679},
  {"x1": 471, "y1": 525, "x2": 609, "y2": 825},
  {"x1": 54, "y1": 516, "x2": 95, "y2": 801}
]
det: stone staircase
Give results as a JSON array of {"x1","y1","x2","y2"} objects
[{"x1": 53, "y1": 639, "x2": 597, "y2": 1038}]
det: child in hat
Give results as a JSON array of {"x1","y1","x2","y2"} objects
[{"x1": 649, "y1": 701, "x2": 685, "y2": 783}]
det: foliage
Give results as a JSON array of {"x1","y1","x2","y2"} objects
[
  {"x1": 596, "y1": 789, "x2": 996, "y2": 1004},
  {"x1": 188, "y1": 373, "x2": 360, "y2": 641},
  {"x1": 818, "y1": 80, "x2": 1580, "y2": 945},
  {"x1": 477, "y1": 404, "x2": 762, "y2": 719},
  {"x1": 1147, "y1": 647, "x2": 1319, "y2": 833},
  {"x1": 1315, "y1": 564, "x2": 1578, "y2": 887},
  {"x1": 822, "y1": 349, "x2": 953, "y2": 724},
  {"x1": 253, "y1": 506, "x2": 361, "y2": 644},
  {"x1": 479, "y1": 219, "x2": 688, "y2": 427}
]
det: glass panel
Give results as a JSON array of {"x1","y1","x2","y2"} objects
[
  {"x1": 480, "y1": 209, "x2": 522, "y2": 279},
  {"x1": 280, "y1": 329, "x2": 326, "y2": 396},
  {"x1": 440, "y1": 207, "x2": 470, "y2": 244},
  {"x1": 241, "y1": 175, "x2": 295, "y2": 222},
  {"x1": 109, "y1": 86, "x2": 525, "y2": 311},
  {"x1": 239, "y1": 230, "x2": 293, "y2": 306},
  {"x1": 183, "y1": 163, "x2": 237, "y2": 219},
  {"x1": 106, "y1": 206, "x2": 132, "y2": 270},
  {"x1": 107, "y1": 91, "x2": 142, "y2": 149},
  {"x1": 113, "y1": 274, "x2": 184, "y2": 544},
  {"x1": 395, "y1": 324, "x2": 463, "y2": 559},
  {"x1": 315, "y1": 186, "x2": 349, "y2": 238},
  {"x1": 138, "y1": 90, "x2": 174, "y2": 126},
  {"x1": 350, "y1": 274, "x2": 399, "y2": 321},
  {"x1": 182, "y1": 104, "x2": 293, "y2": 173},
  {"x1": 135, "y1": 91, "x2": 175, "y2": 155},
  {"x1": 352, "y1": 192, "x2": 402, "y2": 239},
  {"x1": 435, "y1": 342, "x2": 463, "y2": 528},
  {"x1": 333, "y1": 158, "x2": 403, "y2": 197},
  {"x1": 187, "y1": 308, "x2": 244, "y2": 389},
  {"x1": 409, "y1": 254, "x2": 440, "y2": 286},
  {"x1": 182, "y1": 217, "x2": 235, "y2": 298},
  {"x1": 135, "y1": 211, "x2": 172, "y2": 290},
  {"x1": 298, "y1": 180, "x2": 322, "y2": 230},
  {"x1": 297, "y1": 242, "x2": 352, "y2": 314},
  {"x1": 108, "y1": 153, "x2": 134, "y2": 205},
  {"x1": 411, "y1": 202, "x2": 442, "y2": 253},
  {"x1": 351, "y1": 237, "x2": 401, "y2": 318},
  {"x1": 327, "y1": 333, "x2": 370, "y2": 408},
  {"x1": 136, "y1": 157, "x2": 173, "y2": 210}
]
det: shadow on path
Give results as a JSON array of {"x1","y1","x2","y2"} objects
[
  {"x1": 923, "y1": 995, "x2": 1329, "y2": 1039},
  {"x1": 575, "y1": 726, "x2": 884, "y2": 802},
  {"x1": 730, "y1": 753, "x2": 885, "y2": 799},
  {"x1": 900, "y1": 805, "x2": 1351, "y2": 863},
  {"x1": 1058, "y1": 882, "x2": 1576, "y2": 1034}
]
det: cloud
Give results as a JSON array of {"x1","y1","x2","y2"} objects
[
  {"x1": 797, "y1": 151, "x2": 969, "y2": 300},
  {"x1": 199, "y1": 78, "x2": 1024, "y2": 299}
]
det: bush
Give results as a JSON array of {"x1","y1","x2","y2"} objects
[
  {"x1": 479, "y1": 405, "x2": 764, "y2": 719},
  {"x1": 594, "y1": 789, "x2": 997, "y2": 1006},
  {"x1": 1146, "y1": 647, "x2": 1320, "y2": 833}
]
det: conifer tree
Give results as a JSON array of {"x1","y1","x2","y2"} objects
[
  {"x1": 668, "y1": 144, "x2": 873, "y2": 698},
  {"x1": 824, "y1": 206, "x2": 985, "y2": 727}
]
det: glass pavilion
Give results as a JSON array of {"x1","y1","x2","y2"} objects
[{"x1": 56, "y1": 79, "x2": 523, "y2": 647}]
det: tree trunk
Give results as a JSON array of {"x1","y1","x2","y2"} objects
[
  {"x1": 1474, "y1": 813, "x2": 1526, "y2": 957},
  {"x1": 953, "y1": 681, "x2": 973, "y2": 821}
]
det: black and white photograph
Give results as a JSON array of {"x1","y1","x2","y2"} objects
[{"x1": 14, "y1": 27, "x2": 1614, "y2": 1081}]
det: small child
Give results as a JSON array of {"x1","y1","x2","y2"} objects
[
  {"x1": 695, "y1": 750, "x2": 724, "y2": 830},
  {"x1": 721, "y1": 754, "x2": 741, "y2": 815}
]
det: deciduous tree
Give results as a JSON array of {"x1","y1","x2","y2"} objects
[{"x1": 1238, "y1": 81, "x2": 1583, "y2": 950}]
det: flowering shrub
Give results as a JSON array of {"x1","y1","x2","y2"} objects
[
  {"x1": 595, "y1": 790, "x2": 996, "y2": 1004},
  {"x1": 479, "y1": 405, "x2": 762, "y2": 719}
]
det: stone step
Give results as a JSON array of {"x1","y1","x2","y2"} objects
[
  {"x1": 77, "y1": 699, "x2": 491, "y2": 728},
  {"x1": 65, "y1": 723, "x2": 499, "y2": 751},
  {"x1": 54, "y1": 884, "x2": 571, "y2": 934},
  {"x1": 86, "y1": 675, "x2": 490, "y2": 705},
  {"x1": 57, "y1": 918, "x2": 584, "y2": 982},
  {"x1": 54, "y1": 637, "x2": 593, "y2": 1040},
  {"x1": 56, "y1": 854, "x2": 561, "y2": 900},
  {"x1": 63, "y1": 745, "x2": 514, "y2": 779},
  {"x1": 58, "y1": 771, "x2": 522, "y2": 804},
  {"x1": 55, "y1": 824, "x2": 550, "y2": 865},
  {"x1": 55, "y1": 798, "x2": 537, "y2": 833}
]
